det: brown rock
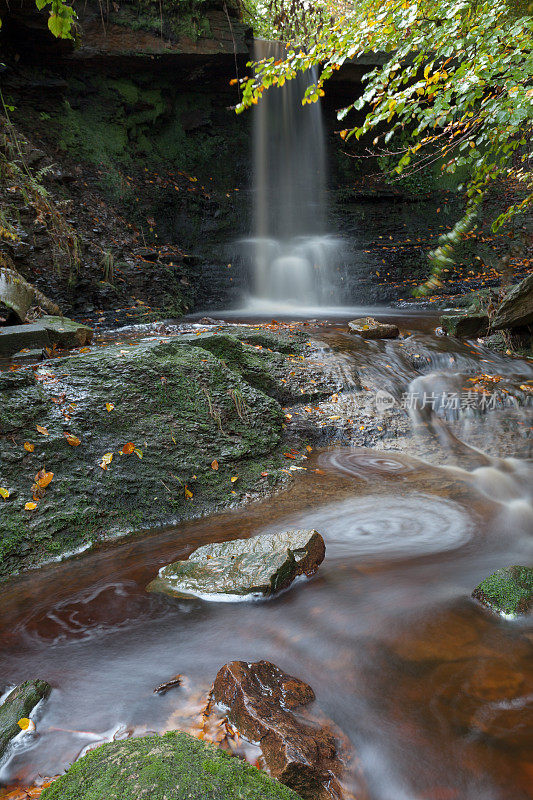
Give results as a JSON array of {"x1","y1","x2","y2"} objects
[
  {"x1": 213, "y1": 660, "x2": 343, "y2": 799},
  {"x1": 347, "y1": 317, "x2": 399, "y2": 339}
]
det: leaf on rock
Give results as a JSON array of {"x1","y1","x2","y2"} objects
[
  {"x1": 106, "y1": 403, "x2": 115, "y2": 412},
  {"x1": 211, "y1": 460, "x2": 219, "y2": 470},
  {"x1": 184, "y1": 486, "x2": 193, "y2": 499},
  {"x1": 100, "y1": 452, "x2": 113, "y2": 470},
  {"x1": 122, "y1": 442, "x2": 135, "y2": 455},
  {"x1": 25, "y1": 501, "x2": 38, "y2": 511},
  {"x1": 36, "y1": 470, "x2": 54, "y2": 488},
  {"x1": 24, "y1": 442, "x2": 35, "y2": 452},
  {"x1": 36, "y1": 425, "x2": 49, "y2": 436},
  {"x1": 0, "y1": 487, "x2": 10, "y2": 500},
  {"x1": 65, "y1": 434, "x2": 81, "y2": 447},
  {"x1": 230, "y1": 476, "x2": 239, "y2": 482}
]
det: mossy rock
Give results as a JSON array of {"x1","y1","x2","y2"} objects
[
  {"x1": 440, "y1": 313, "x2": 489, "y2": 338},
  {"x1": 472, "y1": 566, "x2": 533, "y2": 615},
  {"x1": 41, "y1": 731, "x2": 303, "y2": 800},
  {"x1": 0, "y1": 334, "x2": 291, "y2": 578},
  {"x1": 0, "y1": 679, "x2": 51, "y2": 760}
]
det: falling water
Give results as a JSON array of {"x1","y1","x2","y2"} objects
[{"x1": 245, "y1": 40, "x2": 341, "y2": 309}]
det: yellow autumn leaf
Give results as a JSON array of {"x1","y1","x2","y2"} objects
[
  {"x1": 184, "y1": 486, "x2": 193, "y2": 498},
  {"x1": 24, "y1": 442, "x2": 35, "y2": 453},
  {"x1": 134, "y1": 448, "x2": 143, "y2": 459},
  {"x1": 100, "y1": 452, "x2": 113, "y2": 470},
  {"x1": 0, "y1": 487, "x2": 9, "y2": 500},
  {"x1": 230, "y1": 476, "x2": 238, "y2": 483},
  {"x1": 106, "y1": 403, "x2": 115, "y2": 412},
  {"x1": 65, "y1": 434, "x2": 81, "y2": 447},
  {"x1": 36, "y1": 425, "x2": 49, "y2": 436},
  {"x1": 25, "y1": 501, "x2": 38, "y2": 511},
  {"x1": 17, "y1": 717, "x2": 35, "y2": 731},
  {"x1": 211, "y1": 460, "x2": 219, "y2": 470}
]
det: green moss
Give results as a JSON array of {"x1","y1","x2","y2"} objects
[
  {"x1": 0, "y1": 333, "x2": 299, "y2": 579},
  {"x1": 0, "y1": 680, "x2": 52, "y2": 759},
  {"x1": 41, "y1": 731, "x2": 302, "y2": 800},
  {"x1": 472, "y1": 566, "x2": 533, "y2": 615}
]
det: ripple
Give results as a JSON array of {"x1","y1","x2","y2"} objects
[
  {"x1": 287, "y1": 493, "x2": 475, "y2": 559},
  {"x1": 320, "y1": 451, "x2": 414, "y2": 478}
]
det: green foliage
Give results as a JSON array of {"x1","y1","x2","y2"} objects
[{"x1": 239, "y1": 0, "x2": 533, "y2": 294}]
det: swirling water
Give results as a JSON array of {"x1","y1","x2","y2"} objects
[{"x1": 0, "y1": 316, "x2": 532, "y2": 799}]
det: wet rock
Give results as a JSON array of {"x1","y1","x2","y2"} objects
[
  {"x1": 39, "y1": 315, "x2": 93, "y2": 349},
  {"x1": 40, "y1": 731, "x2": 301, "y2": 800},
  {"x1": 213, "y1": 660, "x2": 342, "y2": 799},
  {"x1": 472, "y1": 566, "x2": 533, "y2": 616},
  {"x1": 348, "y1": 317, "x2": 399, "y2": 339},
  {"x1": 11, "y1": 347, "x2": 46, "y2": 364},
  {"x1": 147, "y1": 529, "x2": 325, "y2": 600},
  {"x1": 0, "y1": 264, "x2": 60, "y2": 324},
  {"x1": 440, "y1": 313, "x2": 490, "y2": 338},
  {"x1": 0, "y1": 679, "x2": 51, "y2": 760},
  {"x1": 491, "y1": 273, "x2": 533, "y2": 330},
  {"x1": 0, "y1": 323, "x2": 51, "y2": 358},
  {"x1": 0, "y1": 335, "x2": 289, "y2": 578}
]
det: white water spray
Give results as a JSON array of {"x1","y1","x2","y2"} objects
[{"x1": 244, "y1": 40, "x2": 341, "y2": 309}]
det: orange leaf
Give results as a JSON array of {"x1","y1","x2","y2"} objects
[
  {"x1": 306, "y1": 445, "x2": 313, "y2": 452},
  {"x1": 25, "y1": 501, "x2": 38, "y2": 510},
  {"x1": 184, "y1": 486, "x2": 193, "y2": 499},
  {"x1": 122, "y1": 442, "x2": 135, "y2": 455},
  {"x1": 36, "y1": 425, "x2": 49, "y2": 436},
  {"x1": 211, "y1": 460, "x2": 219, "y2": 470},
  {"x1": 230, "y1": 476, "x2": 238, "y2": 483},
  {"x1": 24, "y1": 442, "x2": 35, "y2": 452},
  {"x1": 260, "y1": 471, "x2": 268, "y2": 477},
  {"x1": 65, "y1": 434, "x2": 81, "y2": 447},
  {"x1": 35, "y1": 470, "x2": 54, "y2": 488},
  {"x1": 106, "y1": 403, "x2": 115, "y2": 412}
]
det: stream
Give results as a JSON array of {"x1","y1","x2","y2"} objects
[{"x1": 1, "y1": 312, "x2": 532, "y2": 800}]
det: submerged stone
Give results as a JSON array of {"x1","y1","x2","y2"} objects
[
  {"x1": 348, "y1": 317, "x2": 399, "y2": 339},
  {"x1": 472, "y1": 566, "x2": 533, "y2": 615},
  {"x1": 40, "y1": 731, "x2": 302, "y2": 800},
  {"x1": 147, "y1": 529, "x2": 325, "y2": 599},
  {"x1": 0, "y1": 679, "x2": 51, "y2": 760},
  {"x1": 213, "y1": 660, "x2": 343, "y2": 799}
]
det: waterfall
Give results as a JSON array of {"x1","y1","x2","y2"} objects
[{"x1": 244, "y1": 40, "x2": 341, "y2": 310}]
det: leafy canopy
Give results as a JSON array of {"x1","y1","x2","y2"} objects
[{"x1": 239, "y1": 0, "x2": 533, "y2": 294}]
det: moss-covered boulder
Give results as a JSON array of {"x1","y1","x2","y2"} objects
[
  {"x1": 440, "y1": 313, "x2": 489, "y2": 338},
  {"x1": 41, "y1": 731, "x2": 302, "y2": 800},
  {"x1": 0, "y1": 333, "x2": 294, "y2": 578},
  {"x1": 0, "y1": 679, "x2": 51, "y2": 760},
  {"x1": 147, "y1": 529, "x2": 325, "y2": 599},
  {"x1": 472, "y1": 566, "x2": 533, "y2": 615}
]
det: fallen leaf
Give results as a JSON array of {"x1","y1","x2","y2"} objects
[
  {"x1": 134, "y1": 448, "x2": 143, "y2": 459},
  {"x1": 65, "y1": 434, "x2": 81, "y2": 447},
  {"x1": 184, "y1": 486, "x2": 193, "y2": 498},
  {"x1": 24, "y1": 442, "x2": 35, "y2": 453},
  {"x1": 211, "y1": 460, "x2": 219, "y2": 470},
  {"x1": 17, "y1": 717, "x2": 35, "y2": 731},
  {"x1": 36, "y1": 425, "x2": 49, "y2": 436},
  {"x1": 230, "y1": 476, "x2": 239, "y2": 482},
  {"x1": 100, "y1": 452, "x2": 113, "y2": 470},
  {"x1": 35, "y1": 470, "x2": 54, "y2": 489},
  {"x1": 260, "y1": 471, "x2": 268, "y2": 477},
  {"x1": 306, "y1": 445, "x2": 313, "y2": 452},
  {"x1": 122, "y1": 442, "x2": 135, "y2": 455},
  {"x1": 0, "y1": 487, "x2": 10, "y2": 500},
  {"x1": 25, "y1": 502, "x2": 38, "y2": 511},
  {"x1": 106, "y1": 403, "x2": 115, "y2": 412}
]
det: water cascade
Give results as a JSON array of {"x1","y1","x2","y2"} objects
[{"x1": 244, "y1": 40, "x2": 341, "y2": 310}]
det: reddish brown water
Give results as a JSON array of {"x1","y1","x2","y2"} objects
[{"x1": 1, "y1": 317, "x2": 532, "y2": 800}]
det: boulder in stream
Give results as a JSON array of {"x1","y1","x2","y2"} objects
[
  {"x1": 0, "y1": 679, "x2": 51, "y2": 760},
  {"x1": 348, "y1": 317, "x2": 399, "y2": 339},
  {"x1": 491, "y1": 273, "x2": 533, "y2": 330},
  {"x1": 147, "y1": 529, "x2": 325, "y2": 600},
  {"x1": 472, "y1": 566, "x2": 533, "y2": 615},
  {"x1": 440, "y1": 312, "x2": 490, "y2": 338},
  {"x1": 212, "y1": 660, "x2": 343, "y2": 799},
  {"x1": 40, "y1": 731, "x2": 302, "y2": 800}
]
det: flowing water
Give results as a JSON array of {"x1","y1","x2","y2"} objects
[
  {"x1": 1, "y1": 316, "x2": 532, "y2": 800},
  {"x1": 241, "y1": 40, "x2": 342, "y2": 310}
]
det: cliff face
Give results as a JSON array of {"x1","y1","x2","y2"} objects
[{"x1": 0, "y1": 0, "x2": 254, "y2": 316}]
